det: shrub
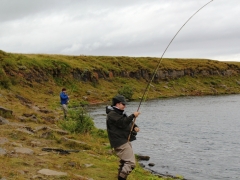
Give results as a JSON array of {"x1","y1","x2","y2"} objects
[
  {"x1": 118, "y1": 85, "x2": 134, "y2": 100},
  {"x1": 91, "y1": 129, "x2": 108, "y2": 139},
  {"x1": 0, "y1": 76, "x2": 11, "y2": 89},
  {"x1": 59, "y1": 107, "x2": 94, "y2": 134}
]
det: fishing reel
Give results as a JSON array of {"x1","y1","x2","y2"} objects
[{"x1": 129, "y1": 130, "x2": 137, "y2": 141}]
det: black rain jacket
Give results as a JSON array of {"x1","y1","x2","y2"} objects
[{"x1": 106, "y1": 106, "x2": 138, "y2": 148}]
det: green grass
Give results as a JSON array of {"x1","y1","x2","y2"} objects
[{"x1": 1, "y1": 50, "x2": 240, "y2": 179}]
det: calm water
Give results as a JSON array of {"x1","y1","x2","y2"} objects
[{"x1": 88, "y1": 95, "x2": 240, "y2": 180}]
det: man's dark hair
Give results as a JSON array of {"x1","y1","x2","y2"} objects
[{"x1": 62, "y1": 88, "x2": 67, "y2": 91}]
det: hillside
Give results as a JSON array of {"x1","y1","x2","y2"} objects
[
  {"x1": 1, "y1": 50, "x2": 240, "y2": 110},
  {"x1": 1, "y1": 50, "x2": 240, "y2": 179}
]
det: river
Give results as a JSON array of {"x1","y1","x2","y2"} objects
[{"x1": 88, "y1": 95, "x2": 240, "y2": 180}]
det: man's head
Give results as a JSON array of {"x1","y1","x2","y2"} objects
[
  {"x1": 112, "y1": 95, "x2": 128, "y2": 110},
  {"x1": 62, "y1": 88, "x2": 67, "y2": 92}
]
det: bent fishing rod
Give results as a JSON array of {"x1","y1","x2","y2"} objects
[{"x1": 128, "y1": 0, "x2": 214, "y2": 141}]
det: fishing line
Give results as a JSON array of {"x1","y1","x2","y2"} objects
[{"x1": 128, "y1": 0, "x2": 214, "y2": 141}]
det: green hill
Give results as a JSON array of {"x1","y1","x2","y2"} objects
[
  {"x1": 1, "y1": 49, "x2": 240, "y2": 179},
  {"x1": 1, "y1": 50, "x2": 240, "y2": 109}
]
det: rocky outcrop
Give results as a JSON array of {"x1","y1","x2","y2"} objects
[
  {"x1": 0, "y1": 120, "x2": 94, "y2": 179},
  {"x1": 70, "y1": 68, "x2": 240, "y2": 83},
  {"x1": 37, "y1": 169, "x2": 67, "y2": 176},
  {"x1": 0, "y1": 116, "x2": 9, "y2": 125},
  {"x1": 137, "y1": 155, "x2": 150, "y2": 161},
  {"x1": 0, "y1": 148, "x2": 7, "y2": 156},
  {"x1": 0, "y1": 106, "x2": 13, "y2": 118},
  {"x1": 2, "y1": 53, "x2": 240, "y2": 85},
  {"x1": 14, "y1": 147, "x2": 34, "y2": 155}
]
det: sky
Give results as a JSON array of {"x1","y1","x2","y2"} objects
[{"x1": 0, "y1": 0, "x2": 240, "y2": 61}]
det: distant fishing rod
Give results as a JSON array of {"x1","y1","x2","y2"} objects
[{"x1": 128, "y1": 0, "x2": 214, "y2": 141}]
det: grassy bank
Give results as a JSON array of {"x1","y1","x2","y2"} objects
[{"x1": 1, "y1": 50, "x2": 240, "y2": 179}]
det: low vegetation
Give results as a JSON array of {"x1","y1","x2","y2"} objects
[{"x1": 1, "y1": 49, "x2": 240, "y2": 179}]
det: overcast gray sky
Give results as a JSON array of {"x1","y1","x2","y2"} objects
[{"x1": 0, "y1": 0, "x2": 240, "y2": 61}]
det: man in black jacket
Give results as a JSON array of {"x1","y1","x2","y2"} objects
[{"x1": 106, "y1": 95, "x2": 140, "y2": 180}]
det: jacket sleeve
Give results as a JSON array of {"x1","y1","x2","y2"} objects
[
  {"x1": 117, "y1": 114, "x2": 135, "y2": 129},
  {"x1": 60, "y1": 93, "x2": 68, "y2": 100},
  {"x1": 108, "y1": 111, "x2": 135, "y2": 129}
]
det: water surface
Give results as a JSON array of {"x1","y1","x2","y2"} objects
[{"x1": 88, "y1": 95, "x2": 240, "y2": 180}]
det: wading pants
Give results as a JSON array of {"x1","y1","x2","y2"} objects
[
  {"x1": 62, "y1": 104, "x2": 68, "y2": 118},
  {"x1": 114, "y1": 142, "x2": 136, "y2": 179}
]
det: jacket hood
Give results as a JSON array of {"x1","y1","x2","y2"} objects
[
  {"x1": 106, "y1": 105, "x2": 127, "y2": 115},
  {"x1": 106, "y1": 106, "x2": 114, "y2": 114}
]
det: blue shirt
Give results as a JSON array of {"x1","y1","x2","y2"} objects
[{"x1": 60, "y1": 92, "x2": 69, "y2": 105}]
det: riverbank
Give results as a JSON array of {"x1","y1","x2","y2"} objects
[
  {"x1": 1, "y1": 103, "x2": 175, "y2": 180},
  {"x1": 88, "y1": 95, "x2": 240, "y2": 180},
  {"x1": 1, "y1": 51, "x2": 240, "y2": 179}
]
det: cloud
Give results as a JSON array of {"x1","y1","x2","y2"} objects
[{"x1": 0, "y1": 0, "x2": 240, "y2": 61}]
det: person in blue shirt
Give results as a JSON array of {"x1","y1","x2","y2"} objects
[{"x1": 60, "y1": 88, "x2": 69, "y2": 119}]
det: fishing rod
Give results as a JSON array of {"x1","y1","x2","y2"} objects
[{"x1": 128, "y1": 0, "x2": 214, "y2": 141}]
